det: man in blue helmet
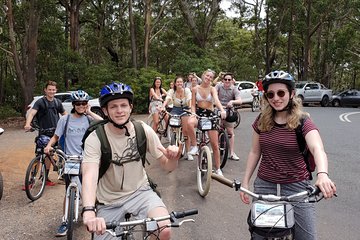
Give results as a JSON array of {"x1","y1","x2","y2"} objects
[{"x1": 81, "y1": 82, "x2": 182, "y2": 240}]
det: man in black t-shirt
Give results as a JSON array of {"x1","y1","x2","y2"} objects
[{"x1": 24, "y1": 81, "x2": 66, "y2": 187}]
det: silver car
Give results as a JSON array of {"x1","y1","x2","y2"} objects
[{"x1": 234, "y1": 81, "x2": 258, "y2": 105}]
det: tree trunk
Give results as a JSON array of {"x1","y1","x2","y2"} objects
[
  {"x1": 286, "y1": 1, "x2": 294, "y2": 72},
  {"x1": 6, "y1": 0, "x2": 40, "y2": 112},
  {"x1": 129, "y1": 0, "x2": 137, "y2": 69},
  {"x1": 144, "y1": 0, "x2": 152, "y2": 68},
  {"x1": 303, "y1": 0, "x2": 312, "y2": 82}
]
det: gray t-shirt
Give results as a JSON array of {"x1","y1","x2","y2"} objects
[
  {"x1": 55, "y1": 114, "x2": 90, "y2": 155},
  {"x1": 215, "y1": 83, "x2": 241, "y2": 106}
]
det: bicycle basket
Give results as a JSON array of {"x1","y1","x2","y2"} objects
[
  {"x1": 198, "y1": 118, "x2": 212, "y2": 130},
  {"x1": 36, "y1": 135, "x2": 51, "y2": 149},
  {"x1": 249, "y1": 200, "x2": 295, "y2": 229},
  {"x1": 64, "y1": 156, "x2": 82, "y2": 176},
  {"x1": 169, "y1": 116, "x2": 182, "y2": 127}
]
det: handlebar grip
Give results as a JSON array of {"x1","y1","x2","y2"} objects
[
  {"x1": 172, "y1": 209, "x2": 198, "y2": 219},
  {"x1": 106, "y1": 221, "x2": 119, "y2": 229},
  {"x1": 211, "y1": 173, "x2": 234, "y2": 188}
]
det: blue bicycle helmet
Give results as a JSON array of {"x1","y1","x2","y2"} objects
[
  {"x1": 99, "y1": 82, "x2": 134, "y2": 107},
  {"x1": 71, "y1": 90, "x2": 90, "y2": 102},
  {"x1": 263, "y1": 70, "x2": 295, "y2": 91},
  {"x1": 36, "y1": 135, "x2": 51, "y2": 148}
]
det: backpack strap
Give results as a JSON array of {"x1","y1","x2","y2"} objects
[
  {"x1": 61, "y1": 114, "x2": 71, "y2": 152},
  {"x1": 96, "y1": 123, "x2": 112, "y2": 180},
  {"x1": 295, "y1": 117, "x2": 313, "y2": 180},
  {"x1": 131, "y1": 119, "x2": 149, "y2": 167}
]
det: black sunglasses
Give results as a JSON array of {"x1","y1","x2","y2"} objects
[
  {"x1": 265, "y1": 90, "x2": 287, "y2": 99},
  {"x1": 74, "y1": 102, "x2": 88, "y2": 106},
  {"x1": 223, "y1": 78, "x2": 232, "y2": 81}
]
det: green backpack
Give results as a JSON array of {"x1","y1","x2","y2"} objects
[{"x1": 81, "y1": 119, "x2": 159, "y2": 195}]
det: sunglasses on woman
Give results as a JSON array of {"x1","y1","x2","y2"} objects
[
  {"x1": 74, "y1": 101, "x2": 88, "y2": 106},
  {"x1": 265, "y1": 90, "x2": 287, "y2": 99}
]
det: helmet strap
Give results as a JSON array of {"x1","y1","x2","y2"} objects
[{"x1": 108, "y1": 117, "x2": 131, "y2": 136}]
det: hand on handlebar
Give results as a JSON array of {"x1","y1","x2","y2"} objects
[
  {"x1": 239, "y1": 182, "x2": 251, "y2": 204},
  {"x1": 315, "y1": 174, "x2": 337, "y2": 199},
  {"x1": 83, "y1": 211, "x2": 106, "y2": 236},
  {"x1": 44, "y1": 146, "x2": 53, "y2": 155}
]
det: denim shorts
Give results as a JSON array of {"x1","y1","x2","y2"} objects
[{"x1": 252, "y1": 177, "x2": 316, "y2": 240}]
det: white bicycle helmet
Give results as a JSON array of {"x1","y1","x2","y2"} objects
[
  {"x1": 263, "y1": 70, "x2": 295, "y2": 91},
  {"x1": 71, "y1": 90, "x2": 90, "y2": 102}
]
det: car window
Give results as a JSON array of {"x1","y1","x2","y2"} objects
[
  {"x1": 239, "y1": 82, "x2": 254, "y2": 90},
  {"x1": 307, "y1": 84, "x2": 319, "y2": 90},
  {"x1": 295, "y1": 83, "x2": 306, "y2": 89}
]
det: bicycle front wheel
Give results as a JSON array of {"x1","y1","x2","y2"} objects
[
  {"x1": 67, "y1": 187, "x2": 76, "y2": 240},
  {"x1": 218, "y1": 129, "x2": 229, "y2": 169},
  {"x1": 197, "y1": 146, "x2": 212, "y2": 197},
  {"x1": 0, "y1": 171, "x2": 3, "y2": 200},
  {"x1": 25, "y1": 155, "x2": 46, "y2": 201},
  {"x1": 252, "y1": 97, "x2": 260, "y2": 112}
]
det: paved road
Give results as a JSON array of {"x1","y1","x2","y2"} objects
[{"x1": 0, "y1": 108, "x2": 359, "y2": 239}]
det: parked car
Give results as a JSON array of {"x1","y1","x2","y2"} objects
[
  {"x1": 26, "y1": 91, "x2": 104, "y2": 118},
  {"x1": 295, "y1": 81, "x2": 332, "y2": 107},
  {"x1": 332, "y1": 89, "x2": 360, "y2": 107},
  {"x1": 234, "y1": 81, "x2": 258, "y2": 105}
]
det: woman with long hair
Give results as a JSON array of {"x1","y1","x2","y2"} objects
[
  {"x1": 187, "y1": 69, "x2": 227, "y2": 176},
  {"x1": 149, "y1": 77, "x2": 167, "y2": 132}
]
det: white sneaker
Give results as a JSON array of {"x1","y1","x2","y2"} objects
[
  {"x1": 215, "y1": 169, "x2": 223, "y2": 176},
  {"x1": 188, "y1": 146, "x2": 199, "y2": 155},
  {"x1": 229, "y1": 153, "x2": 240, "y2": 161},
  {"x1": 187, "y1": 154, "x2": 194, "y2": 161}
]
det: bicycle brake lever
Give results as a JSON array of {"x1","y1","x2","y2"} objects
[{"x1": 169, "y1": 219, "x2": 195, "y2": 227}]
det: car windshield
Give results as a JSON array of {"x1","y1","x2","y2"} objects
[{"x1": 295, "y1": 83, "x2": 306, "y2": 89}]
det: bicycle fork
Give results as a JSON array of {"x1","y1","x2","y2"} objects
[{"x1": 64, "y1": 179, "x2": 81, "y2": 223}]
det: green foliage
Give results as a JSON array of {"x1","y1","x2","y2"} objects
[{"x1": 0, "y1": 105, "x2": 21, "y2": 120}]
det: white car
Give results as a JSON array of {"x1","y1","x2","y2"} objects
[
  {"x1": 26, "y1": 91, "x2": 104, "y2": 118},
  {"x1": 234, "y1": 81, "x2": 258, "y2": 105}
]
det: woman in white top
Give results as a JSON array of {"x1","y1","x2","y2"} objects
[
  {"x1": 162, "y1": 76, "x2": 192, "y2": 158},
  {"x1": 149, "y1": 77, "x2": 167, "y2": 132},
  {"x1": 187, "y1": 69, "x2": 227, "y2": 175}
]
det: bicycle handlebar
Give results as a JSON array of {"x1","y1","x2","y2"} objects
[
  {"x1": 211, "y1": 173, "x2": 329, "y2": 203},
  {"x1": 106, "y1": 208, "x2": 198, "y2": 230}
]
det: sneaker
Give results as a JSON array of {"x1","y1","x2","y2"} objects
[
  {"x1": 215, "y1": 169, "x2": 223, "y2": 177},
  {"x1": 188, "y1": 146, "x2": 199, "y2": 155},
  {"x1": 46, "y1": 180, "x2": 56, "y2": 186},
  {"x1": 55, "y1": 222, "x2": 68, "y2": 237},
  {"x1": 187, "y1": 154, "x2": 194, "y2": 161},
  {"x1": 229, "y1": 153, "x2": 240, "y2": 161}
]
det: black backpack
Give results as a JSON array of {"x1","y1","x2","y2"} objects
[
  {"x1": 32, "y1": 96, "x2": 62, "y2": 128},
  {"x1": 81, "y1": 119, "x2": 159, "y2": 195}
]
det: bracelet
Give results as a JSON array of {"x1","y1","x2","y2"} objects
[
  {"x1": 81, "y1": 206, "x2": 96, "y2": 216},
  {"x1": 316, "y1": 172, "x2": 329, "y2": 177}
]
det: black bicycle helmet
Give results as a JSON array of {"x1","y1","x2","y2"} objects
[
  {"x1": 225, "y1": 108, "x2": 238, "y2": 123},
  {"x1": 71, "y1": 90, "x2": 90, "y2": 102},
  {"x1": 99, "y1": 82, "x2": 134, "y2": 107},
  {"x1": 263, "y1": 70, "x2": 295, "y2": 91}
]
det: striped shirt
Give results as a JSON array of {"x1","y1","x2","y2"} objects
[{"x1": 253, "y1": 117, "x2": 318, "y2": 184}]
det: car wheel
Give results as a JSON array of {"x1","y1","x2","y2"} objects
[
  {"x1": 298, "y1": 95, "x2": 304, "y2": 105},
  {"x1": 332, "y1": 99, "x2": 340, "y2": 107},
  {"x1": 321, "y1": 95, "x2": 330, "y2": 107}
]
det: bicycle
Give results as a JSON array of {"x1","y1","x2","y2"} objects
[
  {"x1": 146, "y1": 110, "x2": 169, "y2": 141},
  {"x1": 105, "y1": 208, "x2": 198, "y2": 239},
  {"x1": 0, "y1": 128, "x2": 3, "y2": 200},
  {"x1": 60, "y1": 154, "x2": 83, "y2": 240},
  {"x1": 24, "y1": 127, "x2": 66, "y2": 201},
  {"x1": 167, "y1": 111, "x2": 188, "y2": 157},
  {"x1": 251, "y1": 90, "x2": 260, "y2": 112},
  {"x1": 211, "y1": 173, "x2": 336, "y2": 240}
]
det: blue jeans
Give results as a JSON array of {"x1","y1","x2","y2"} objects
[{"x1": 253, "y1": 177, "x2": 316, "y2": 240}]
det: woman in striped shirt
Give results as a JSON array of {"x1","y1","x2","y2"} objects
[{"x1": 240, "y1": 70, "x2": 336, "y2": 240}]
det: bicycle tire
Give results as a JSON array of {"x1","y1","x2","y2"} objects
[
  {"x1": 178, "y1": 129, "x2": 186, "y2": 156},
  {"x1": 252, "y1": 97, "x2": 260, "y2": 112},
  {"x1": 197, "y1": 146, "x2": 212, "y2": 197},
  {"x1": 67, "y1": 187, "x2": 76, "y2": 240},
  {"x1": 25, "y1": 155, "x2": 46, "y2": 201},
  {"x1": 170, "y1": 130, "x2": 177, "y2": 146},
  {"x1": 218, "y1": 129, "x2": 229, "y2": 169},
  {"x1": 0, "y1": 171, "x2": 3, "y2": 200},
  {"x1": 234, "y1": 110, "x2": 241, "y2": 129}
]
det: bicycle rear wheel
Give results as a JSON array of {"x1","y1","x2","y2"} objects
[
  {"x1": 67, "y1": 187, "x2": 76, "y2": 240},
  {"x1": 218, "y1": 129, "x2": 229, "y2": 169},
  {"x1": 234, "y1": 110, "x2": 241, "y2": 129},
  {"x1": 252, "y1": 97, "x2": 260, "y2": 112},
  {"x1": 0, "y1": 171, "x2": 3, "y2": 200},
  {"x1": 25, "y1": 155, "x2": 46, "y2": 201},
  {"x1": 197, "y1": 146, "x2": 212, "y2": 197}
]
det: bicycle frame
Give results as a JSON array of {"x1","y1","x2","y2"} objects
[{"x1": 64, "y1": 176, "x2": 82, "y2": 223}]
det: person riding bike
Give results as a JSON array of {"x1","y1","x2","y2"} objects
[
  {"x1": 215, "y1": 73, "x2": 242, "y2": 161},
  {"x1": 187, "y1": 69, "x2": 227, "y2": 176},
  {"x1": 44, "y1": 90, "x2": 103, "y2": 236},
  {"x1": 240, "y1": 70, "x2": 337, "y2": 240},
  {"x1": 81, "y1": 82, "x2": 182, "y2": 240},
  {"x1": 24, "y1": 81, "x2": 66, "y2": 188},
  {"x1": 161, "y1": 76, "x2": 192, "y2": 160}
]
